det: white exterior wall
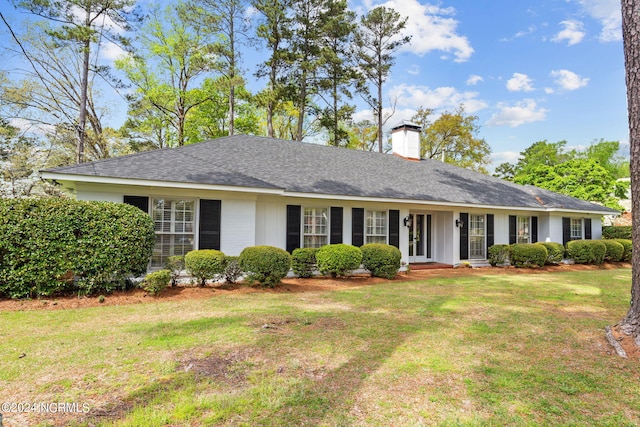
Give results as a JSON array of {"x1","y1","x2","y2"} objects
[{"x1": 255, "y1": 200, "x2": 286, "y2": 249}]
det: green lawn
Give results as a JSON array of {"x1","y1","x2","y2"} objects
[{"x1": 1, "y1": 268, "x2": 638, "y2": 426}]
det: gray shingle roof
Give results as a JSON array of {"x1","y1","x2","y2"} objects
[{"x1": 43, "y1": 135, "x2": 617, "y2": 214}]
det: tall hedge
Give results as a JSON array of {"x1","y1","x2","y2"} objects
[
  {"x1": 0, "y1": 198, "x2": 155, "y2": 298},
  {"x1": 615, "y1": 239, "x2": 633, "y2": 261},
  {"x1": 566, "y1": 240, "x2": 607, "y2": 265},
  {"x1": 602, "y1": 226, "x2": 632, "y2": 240},
  {"x1": 600, "y1": 240, "x2": 624, "y2": 262}
]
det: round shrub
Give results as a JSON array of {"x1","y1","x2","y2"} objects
[
  {"x1": 566, "y1": 240, "x2": 606, "y2": 265},
  {"x1": 600, "y1": 240, "x2": 624, "y2": 262},
  {"x1": 165, "y1": 255, "x2": 185, "y2": 287},
  {"x1": 488, "y1": 244, "x2": 509, "y2": 267},
  {"x1": 238, "y1": 246, "x2": 291, "y2": 287},
  {"x1": 589, "y1": 241, "x2": 607, "y2": 265},
  {"x1": 508, "y1": 243, "x2": 547, "y2": 268},
  {"x1": 291, "y1": 248, "x2": 318, "y2": 278},
  {"x1": 184, "y1": 250, "x2": 226, "y2": 286},
  {"x1": 536, "y1": 242, "x2": 565, "y2": 265},
  {"x1": 141, "y1": 270, "x2": 171, "y2": 295},
  {"x1": 615, "y1": 239, "x2": 633, "y2": 261},
  {"x1": 0, "y1": 198, "x2": 155, "y2": 299},
  {"x1": 315, "y1": 244, "x2": 362, "y2": 278},
  {"x1": 223, "y1": 256, "x2": 243, "y2": 284},
  {"x1": 566, "y1": 240, "x2": 593, "y2": 264},
  {"x1": 361, "y1": 243, "x2": 401, "y2": 279}
]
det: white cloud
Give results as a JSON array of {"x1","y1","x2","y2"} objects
[
  {"x1": 550, "y1": 69, "x2": 589, "y2": 90},
  {"x1": 552, "y1": 20, "x2": 585, "y2": 46},
  {"x1": 376, "y1": 0, "x2": 474, "y2": 62},
  {"x1": 487, "y1": 99, "x2": 548, "y2": 128},
  {"x1": 506, "y1": 73, "x2": 534, "y2": 92},
  {"x1": 391, "y1": 84, "x2": 488, "y2": 113},
  {"x1": 466, "y1": 75, "x2": 483, "y2": 86},
  {"x1": 492, "y1": 151, "x2": 521, "y2": 165},
  {"x1": 98, "y1": 41, "x2": 126, "y2": 61},
  {"x1": 578, "y1": 0, "x2": 622, "y2": 42},
  {"x1": 407, "y1": 64, "x2": 420, "y2": 75}
]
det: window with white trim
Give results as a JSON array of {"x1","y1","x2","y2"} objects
[
  {"x1": 571, "y1": 218, "x2": 583, "y2": 240},
  {"x1": 366, "y1": 210, "x2": 387, "y2": 244},
  {"x1": 303, "y1": 207, "x2": 328, "y2": 248},
  {"x1": 151, "y1": 198, "x2": 195, "y2": 268},
  {"x1": 517, "y1": 216, "x2": 531, "y2": 244}
]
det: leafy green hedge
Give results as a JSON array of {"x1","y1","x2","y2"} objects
[
  {"x1": 361, "y1": 243, "x2": 401, "y2": 279},
  {"x1": 185, "y1": 250, "x2": 226, "y2": 286},
  {"x1": 509, "y1": 243, "x2": 547, "y2": 268},
  {"x1": 566, "y1": 240, "x2": 607, "y2": 265},
  {"x1": 615, "y1": 239, "x2": 633, "y2": 261},
  {"x1": 488, "y1": 244, "x2": 509, "y2": 267},
  {"x1": 0, "y1": 198, "x2": 155, "y2": 299},
  {"x1": 601, "y1": 240, "x2": 624, "y2": 262},
  {"x1": 239, "y1": 246, "x2": 291, "y2": 287},
  {"x1": 536, "y1": 242, "x2": 565, "y2": 265},
  {"x1": 316, "y1": 244, "x2": 362, "y2": 278},
  {"x1": 602, "y1": 226, "x2": 632, "y2": 240},
  {"x1": 291, "y1": 248, "x2": 318, "y2": 278}
]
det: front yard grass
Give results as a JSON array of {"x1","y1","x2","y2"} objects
[{"x1": 1, "y1": 268, "x2": 638, "y2": 426}]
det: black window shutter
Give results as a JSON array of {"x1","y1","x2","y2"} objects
[
  {"x1": 531, "y1": 216, "x2": 538, "y2": 243},
  {"x1": 486, "y1": 214, "x2": 494, "y2": 250},
  {"x1": 123, "y1": 196, "x2": 149, "y2": 213},
  {"x1": 562, "y1": 217, "x2": 571, "y2": 245},
  {"x1": 508, "y1": 215, "x2": 517, "y2": 244},
  {"x1": 199, "y1": 199, "x2": 221, "y2": 250},
  {"x1": 388, "y1": 210, "x2": 400, "y2": 248},
  {"x1": 286, "y1": 205, "x2": 301, "y2": 253},
  {"x1": 330, "y1": 207, "x2": 343, "y2": 244},
  {"x1": 459, "y1": 212, "x2": 469, "y2": 260},
  {"x1": 584, "y1": 218, "x2": 592, "y2": 240},
  {"x1": 426, "y1": 214, "x2": 432, "y2": 259},
  {"x1": 352, "y1": 208, "x2": 364, "y2": 247}
]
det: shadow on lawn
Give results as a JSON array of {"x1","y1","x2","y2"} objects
[{"x1": 85, "y1": 308, "x2": 419, "y2": 425}]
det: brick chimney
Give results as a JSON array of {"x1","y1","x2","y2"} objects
[{"x1": 391, "y1": 120, "x2": 422, "y2": 160}]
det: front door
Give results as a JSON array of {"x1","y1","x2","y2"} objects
[{"x1": 408, "y1": 213, "x2": 432, "y2": 263}]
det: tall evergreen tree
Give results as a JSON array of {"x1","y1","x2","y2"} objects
[
  {"x1": 354, "y1": 6, "x2": 411, "y2": 153},
  {"x1": 253, "y1": 0, "x2": 293, "y2": 138},
  {"x1": 4, "y1": 0, "x2": 135, "y2": 163}
]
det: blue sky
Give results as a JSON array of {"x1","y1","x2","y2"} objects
[
  {"x1": 362, "y1": 0, "x2": 627, "y2": 166},
  {"x1": 0, "y1": 0, "x2": 628, "y2": 168}
]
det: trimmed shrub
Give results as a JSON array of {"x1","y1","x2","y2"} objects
[
  {"x1": 601, "y1": 240, "x2": 625, "y2": 262},
  {"x1": 536, "y1": 242, "x2": 565, "y2": 265},
  {"x1": 615, "y1": 239, "x2": 633, "y2": 261},
  {"x1": 488, "y1": 244, "x2": 509, "y2": 267},
  {"x1": 0, "y1": 198, "x2": 155, "y2": 299},
  {"x1": 238, "y1": 246, "x2": 291, "y2": 287},
  {"x1": 590, "y1": 241, "x2": 607, "y2": 265},
  {"x1": 509, "y1": 243, "x2": 547, "y2": 268},
  {"x1": 223, "y1": 256, "x2": 243, "y2": 284},
  {"x1": 316, "y1": 244, "x2": 362, "y2": 278},
  {"x1": 291, "y1": 248, "x2": 318, "y2": 278},
  {"x1": 361, "y1": 243, "x2": 401, "y2": 279},
  {"x1": 165, "y1": 255, "x2": 185, "y2": 287},
  {"x1": 184, "y1": 250, "x2": 226, "y2": 286},
  {"x1": 566, "y1": 240, "x2": 593, "y2": 264},
  {"x1": 566, "y1": 240, "x2": 607, "y2": 265},
  {"x1": 141, "y1": 270, "x2": 171, "y2": 295},
  {"x1": 602, "y1": 226, "x2": 632, "y2": 240}
]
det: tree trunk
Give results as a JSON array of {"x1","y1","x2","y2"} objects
[
  {"x1": 617, "y1": 0, "x2": 640, "y2": 344},
  {"x1": 76, "y1": 23, "x2": 91, "y2": 164}
]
